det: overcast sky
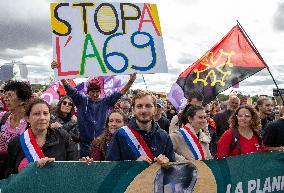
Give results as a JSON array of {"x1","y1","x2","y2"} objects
[{"x1": 0, "y1": 0, "x2": 284, "y2": 96}]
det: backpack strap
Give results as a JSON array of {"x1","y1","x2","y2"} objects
[
  {"x1": 0, "y1": 112, "x2": 11, "y2": 132},
  {"x1": 229, "y1": 128, "x2": 241, "y2": 155}
]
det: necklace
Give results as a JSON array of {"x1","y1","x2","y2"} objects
[
  {"x1": 9, "y1": 115, "x2": 26, "y2": 134},
  {"x1": 15, "y1": 118, "x2": 26, "y2": 134}
]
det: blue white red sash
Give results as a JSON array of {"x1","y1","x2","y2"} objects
[
  {"x1": 118, "y1": 126, "x2": 154, "y2": 160},
  {"x1": 19, "y1": 128, "x2": 45, "y2": 163},
  {"x1": 178, "y1": 126, "x2": 205, "y2": 160}
]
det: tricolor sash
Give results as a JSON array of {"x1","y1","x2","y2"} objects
[
  {"x1": 178, "y1": 126, "x2": 205, "y2": 160},
  {"x1": 118, "y1": 126, "x2": 154, "y2": 160},
  {"x1": 19, "y1": 128, "x2": 45, "y2": 163}
]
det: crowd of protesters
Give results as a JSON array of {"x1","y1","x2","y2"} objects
[{"x1": 0, "y1": 63, "x2": 284, "y2": 179}]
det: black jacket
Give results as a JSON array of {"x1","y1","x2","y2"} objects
[
  {"x1": 6, "y1": 128, "x2": 79, "y2": 176},
  {"x1": 106, "y1": 118, "x2": 176, "y2": 162},
  {"x1": 263, "y1": 118, "x2": 284, "y2": 147},
  {"x1": 50, "y1": 114, "x2": 80, "y2": 143},
  {"x1": 213, "y1": 109, "x2": 234, "y2": 138}
]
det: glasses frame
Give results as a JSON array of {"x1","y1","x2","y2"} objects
[{"x1": 62, "y1": 101, "x2": 73, "y2": 106}]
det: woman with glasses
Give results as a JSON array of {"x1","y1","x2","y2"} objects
[
  {"x1": 0, "y1": 81, "x2": 32, "y2": 179},
  {"x1": 50, "y1": 96, "x2": 79, "y2": 143},
  {"x1": 170, "y1": 105, "x2": 212, "y2": 161},
  {"x1": 217, "y1": 105, "x2": 263, "y2": 158}
]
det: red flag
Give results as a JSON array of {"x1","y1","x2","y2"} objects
[
  {"x1": 57, "y1": 79, "x2": 76, "y2": 96},
  {"x1": 177, "y1": 25, "x2": 266, "y2": 103}
]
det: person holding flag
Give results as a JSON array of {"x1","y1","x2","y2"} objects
[
  {"x1": 106, "y1": 90, "x2": 175, "y2": 164},
  {"x1": 170, "y1": 105, "x2": 212, "y2": 161},
  {"x1": 51, "y1": 61, "x2": 136, "y2": 157}
]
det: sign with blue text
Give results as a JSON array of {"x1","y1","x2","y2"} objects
[{"x1": 50, "y1": 2, "x2": 168, "y2": 79}]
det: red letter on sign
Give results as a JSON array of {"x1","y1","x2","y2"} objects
[
  {"x1": 56, "y1": 36, "x2": 79, "y2": 76},
  {"x1": 138, "y1": 4, "x2": 160, "y2": 36}
]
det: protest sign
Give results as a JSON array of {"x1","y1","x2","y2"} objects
[
  {"x1": 50, "y1": 2, "x2": 168, "y2": 80},
  {"x1": 273, "y1": 88, "x2": 284, "y2": 96}
]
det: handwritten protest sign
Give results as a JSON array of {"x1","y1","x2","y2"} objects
[{"x1": 50, "y1": 2, "x2": 168, "y2": 79}]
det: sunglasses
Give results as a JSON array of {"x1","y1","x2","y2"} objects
[
  {"x1": 62, "y1": 101, "x2": 73, "y2": 106},
  {"x1": 0, "y1": 90, "x2": 4, "y2": 94}
]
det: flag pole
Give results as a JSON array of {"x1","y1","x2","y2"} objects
[
  {"x1": 141, "y1": 74, "x2": 148, "y2": 90},
  {"x1": 237, "y1": 20, "x2": 284, "y2": 105}
]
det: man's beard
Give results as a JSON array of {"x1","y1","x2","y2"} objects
[{"x1": 135, "y1": 114, "x2": 153, "y2": 124}]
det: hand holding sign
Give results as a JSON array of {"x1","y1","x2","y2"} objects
[{"x1": 120, "y1": 72, "x2": 137, "y2": 95}]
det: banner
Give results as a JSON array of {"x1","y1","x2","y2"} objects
[
  {"x1": 1, "y1": 152, "x2": 283, "y2": 193},
  {"x1": 50, "y1": 2, "x2": 168, "y2": 80}
]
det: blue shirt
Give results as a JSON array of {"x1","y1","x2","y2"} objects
[{"x1": 64, "y1": 84, "x2": 122, "y2": 142}]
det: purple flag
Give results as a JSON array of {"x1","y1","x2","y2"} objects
[
  {"x1": 40, "y1": 87, "x2": 59, "y2": 104},
  {"x1": 167, "y1": 82, "x2": 187, "y2": 112},
  {"x1": 75, "y1": 78, "x2": 90, "y2": 96},
  {"x1": 104, "y1": 76, "x2": 122, "y2": 96},
  {"x1": 75, "y1": 76, "x2": 123, "y2": 97}
]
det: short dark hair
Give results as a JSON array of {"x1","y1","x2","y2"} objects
[
  {"x1": 26, "y1": 98, "x2": 50, "y2": 116},
  {"x1": 3, "y1": 80, "x2": 32, "y2": 101},
  {"x1": 187, "y1": 90, "x2": 203, "y2": 103},
  {"x1": 255, "y1": 98, "x2": 269, "y2": 111},
  {"x1": 178, "y1": 105, "x2": 204, "y2": 125},
  {"x1": 186, "y1": 105, "x2": 204, "y2": 119},
  {"x1": 87, "y1": 80, "x2": 101, "y2": 93}
]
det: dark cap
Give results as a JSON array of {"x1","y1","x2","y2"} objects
[
  {"x1": 156, "y1": 99, "x2": 165, "y2": 108},
  {"x1": 87, "y1": 80, "x2": 101, "y2": 93}
]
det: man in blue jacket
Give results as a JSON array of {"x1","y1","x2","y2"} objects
[
  {"x1": 106, "y1": 90, "x2": 175, "y2": 164},
  {"x1": 51, "y1": 61, "x2": 136, "y2": 157}
]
